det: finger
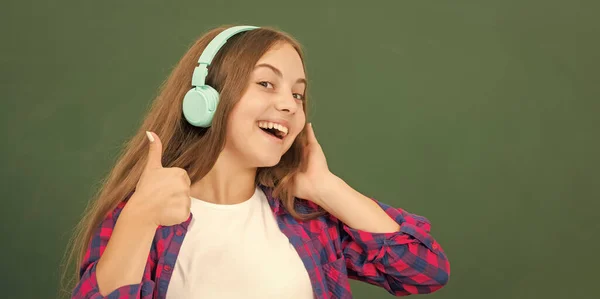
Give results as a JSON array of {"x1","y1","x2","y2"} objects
[
  {"x1": 176, "y1": 168, "x2": 192, "y2": 186},
  {"x1": 305, "y1": 123, "x2": 318, "y2": 145},
  {"x1": 145, "y1": 131, "x2": 163, "y2": 170},
  {"x1": 301, "y1": 145, "x2": 310, "y2": 171}
]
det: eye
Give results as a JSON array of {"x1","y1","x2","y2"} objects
[
  {"x1": 257, "y1": 81, "x2": 274, "y2": 89},
  {"x1": 293, "y1": 93, "x2": 305, "y2": 100}
]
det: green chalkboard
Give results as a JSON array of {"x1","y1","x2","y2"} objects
[{"x1": 1, "y1": 0, "x2": 598, "y2": 298}]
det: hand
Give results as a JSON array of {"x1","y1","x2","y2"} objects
[
  {"x1": 293, "y1": 123, "x2": 335, "y2": 205},
  {"x1": 126, "y1": 131, "x2": 192, "y2": 227}
]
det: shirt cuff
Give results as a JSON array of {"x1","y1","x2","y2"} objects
[{"x1": 341, "y1": 214, "x2": 441, "y2": 255}]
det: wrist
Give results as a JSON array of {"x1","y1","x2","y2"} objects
[
  {"x1": 121, "y1": 197, "x2": 159, "y2": 230},
  {"x1": 313, "y1": 173, "x2": 344, "y2": 204}
]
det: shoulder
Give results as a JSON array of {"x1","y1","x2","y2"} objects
[{"x1": 259, "y1": 184, "x2": 335, "y2": 221}]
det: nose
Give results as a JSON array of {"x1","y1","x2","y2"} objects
[{"x1": 274, "y1": 92, "x2": 298, "y2": 114}]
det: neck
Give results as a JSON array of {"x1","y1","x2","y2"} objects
[{"x1": 190, "y1": 150, "x2": 257, "y2": 205}]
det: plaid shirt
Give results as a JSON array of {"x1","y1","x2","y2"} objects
[{"x1": 73, "y1": 185, "x2": 450, "y2": 299}]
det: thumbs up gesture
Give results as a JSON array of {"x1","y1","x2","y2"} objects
[{"x1": 128, "y1": 131, "x2": 192, "y2": 227}]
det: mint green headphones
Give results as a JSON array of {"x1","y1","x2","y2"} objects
[{"x1": 182, "y1": 25, "x2": 259, "y2": 127}]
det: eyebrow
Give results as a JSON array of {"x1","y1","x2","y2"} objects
[{"x1": 254, "y1": 63, "x2": 307, "y2": 86}]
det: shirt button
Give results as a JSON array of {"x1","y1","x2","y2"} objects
[
  {"x1": 432, "y1": 242, "x2": 439, "y2": 250},
  {"x1": 164, "y1": 265, "x2": 172, "y2": 272},
  {"x1": 175, "y1": 229, "x2": 183, "y2": 236}
]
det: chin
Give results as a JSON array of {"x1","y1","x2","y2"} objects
[
  {"x1": 227, "y1": 150, "x2": 280, "y2": 169},
  {"x1": 248, "y1": 151, "x2": 283, "y2": 168},
  {"x1": 257, "y1": 157, "x2": 282, "y2": 168}
]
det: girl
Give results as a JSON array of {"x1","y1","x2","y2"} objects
[{"x1": 66, "y1": 25, "x2": 450, "y2": 299}]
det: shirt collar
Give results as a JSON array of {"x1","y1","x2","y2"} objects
[{"x1": 259, "y1": 184, "x2": 286, "y2": 215}]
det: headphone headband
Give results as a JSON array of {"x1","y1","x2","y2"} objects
[
  {"x1": 198, "y1": 25, "x2": 259, "y2": 66},
  {"x1": 191, "y1": 25, "x2": 259, "y2": 87}
]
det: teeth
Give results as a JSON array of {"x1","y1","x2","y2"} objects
[{"x1": 258, "y1": 121, "x2": 289, "y2": 136}]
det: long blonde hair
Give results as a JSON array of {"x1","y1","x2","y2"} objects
[{"x1": 61, "y1": 25, "x2": 324, "y2": 295}]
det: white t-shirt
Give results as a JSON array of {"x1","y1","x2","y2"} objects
[{"x1": 166, "y1": 186, "x2": 314, "y2": 299}]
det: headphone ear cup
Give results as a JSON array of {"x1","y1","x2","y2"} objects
[{"x1": 182, "y1": 85, "x2": 220, "y2": 127}]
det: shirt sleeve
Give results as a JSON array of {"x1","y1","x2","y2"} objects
[
  {"x1": 339, "y1": 199, "x2": 450, "y2": 296},
  {"x1": 71, "y1": 201, "x2": 155, "y2": 299}
]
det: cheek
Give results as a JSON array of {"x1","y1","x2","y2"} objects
[
  {"x1": 224, "y1": 108, "x2": 253, "y2": 147},
  {"x1": 225, "y1": 109, "x2": 243, "y2": 136},
  {"x1": 226, "y1": 94, "x2": 259, "y2": 129}
]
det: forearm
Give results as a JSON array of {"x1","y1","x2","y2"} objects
[
  {"x1": 314, "y1": 174, "x2": 400, "y2": 233},
  {"x1": 95, "y1": 201, "x2": 157, "y2": 296}
]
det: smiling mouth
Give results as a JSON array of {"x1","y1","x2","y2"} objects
[
  {"x1": 257, "y1": 121, "x2": 288, "y2": 140},
  {"x1": 260, "y1": 128, "x2": 284, "y2": 139}
]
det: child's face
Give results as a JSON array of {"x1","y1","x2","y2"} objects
[{"x1": 224, "y1": 42, "x2": 307, "y2": 168}]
